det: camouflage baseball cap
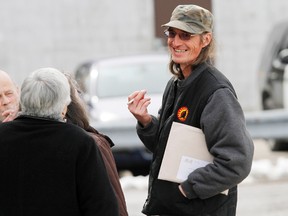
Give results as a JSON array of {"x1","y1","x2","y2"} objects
[{"x1": 162, "y1": 4, "x2": 213, "y2": 34}]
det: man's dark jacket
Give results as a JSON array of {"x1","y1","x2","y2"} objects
[
  {"x1": 137, "y1": 63, "x2": 254, "y2": 216},
  {"x1": 0, "y1": 115, "x2": 118, "y2": 216}
]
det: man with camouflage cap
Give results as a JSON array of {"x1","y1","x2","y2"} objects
[
  {"x1": 128, "y1": 4, "x2": 254, "y2": 216},
  {"x1": 162, "y1": 4, "x2": 213, "y2": 35}
]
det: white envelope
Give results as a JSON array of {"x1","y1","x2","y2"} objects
[
  {"x1": 158, "y1": 122, "x2": 213, "y2": 183},
  {"x1": 158, "y1": 122, "x2": 228, "y2": 195}
]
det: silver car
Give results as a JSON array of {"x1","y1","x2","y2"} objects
[{"x1": 74, "y1": 53, "x2": 172, "y2": 175}]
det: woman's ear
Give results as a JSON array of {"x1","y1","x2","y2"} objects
[{"x1": 62, "y1": 106, "x2": 68, "y2": 119}]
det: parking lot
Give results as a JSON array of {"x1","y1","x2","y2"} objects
[{"x1": 121, "y1": 139, "x2": 288, "y2": 216}]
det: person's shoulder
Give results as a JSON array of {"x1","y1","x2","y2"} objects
[
  {"x1": 204, "y1": 64, "x2": 235, "y2": 88},
  {"x1": 66, "y1": 123, "x2": 88, "y2": 134},
  {"x1": 204, "y1": 64, "x2": 227, "y2": 80},
  {"x1": 87, "y1": 131, "x2": 112, "y2": 148},
  {"x1": 61, "y1": 123, "x2": 95, "y2": 143}
]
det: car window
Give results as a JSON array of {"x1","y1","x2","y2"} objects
[{"x1": 94, "y1": 61, "x2": 171, "y2": 98}]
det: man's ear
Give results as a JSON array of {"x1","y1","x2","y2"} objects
[{"x1": 202, "y1": 33, "x2": 212, "y2": 48}]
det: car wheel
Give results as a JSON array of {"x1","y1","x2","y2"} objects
[
  {"x1": 130, "y1": 166, "x2": 150, "y2": 176},
  {"x1": 268, "y1": 139, "x2": 288, "y2": 151}
]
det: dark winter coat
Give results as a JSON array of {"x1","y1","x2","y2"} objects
[{"x1": 0, "y1": 115, "x2": 118, "y2": 216}]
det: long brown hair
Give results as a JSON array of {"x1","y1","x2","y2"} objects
[
  {"x1": 65, "y1": 74, "x2": 114, "y2": 146},
  {"x1": 65, "y1": 73, "x2": 94, "y2": 132}
]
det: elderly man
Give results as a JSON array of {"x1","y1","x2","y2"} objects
[
  {"x1": 0, "y1": 68, "x2": 119, "y2": 215},
  {"x1": 0, "y1": 70, "x2": 20, "y2": 122}
]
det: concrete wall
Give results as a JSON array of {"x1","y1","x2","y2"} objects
[
  {"x1": 0, "y1": 0, "x2": 156, "y2": 84},
  {"x1": 1, "y1": 0, "x2": 288, "y2": 111},
  {"x1": 214, "y1": 0, "x2": 288, "y2": 110}
]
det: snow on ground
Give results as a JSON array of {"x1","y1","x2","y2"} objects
[
  {"x1": 120, "y1": 157, "x2": 288, "y2": 190},
  {"x1": 244, "y1": 157, "x2": 288, "y2": 183}
]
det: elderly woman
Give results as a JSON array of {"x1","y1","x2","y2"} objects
[
  {"x1": 128, "y1": 4, "x2": 254, "y2": 216},
  {"x1": 0, "y1": 68, "x2": 118, "y2": 216}
]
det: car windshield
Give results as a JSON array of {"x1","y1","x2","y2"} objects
[{"x1": 94, "y1": 61, "x2": 171, "y2": 98}]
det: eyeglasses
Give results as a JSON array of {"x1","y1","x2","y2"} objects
[{"x1": 164, "y1": 30, "x2": 196, "y2": 41}]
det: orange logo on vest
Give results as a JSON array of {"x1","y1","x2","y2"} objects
[{"x1": 177, "y1": 106, "x2": 189, "y2": 122}]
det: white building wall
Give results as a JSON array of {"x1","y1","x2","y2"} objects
[
  {"x1": 0, "y1": 0, "x2": 155, "y2": 85},
  {"x1": 1, "y1": 0, "x2": 288, "y2": 111}
]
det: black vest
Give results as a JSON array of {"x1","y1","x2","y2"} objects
[
  {"x1": 160, "y1": 63, "x2": 236, "y2": 135},
  {"x1": 143, "y1": 63, "x2": 238, "y2": 215}
]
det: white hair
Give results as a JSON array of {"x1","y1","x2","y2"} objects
[{"x1": 20, "y1": 68, "x2": 71, "y2": 120}]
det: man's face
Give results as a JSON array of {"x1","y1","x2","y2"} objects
[{"x1": 0, "y1": 72, "x2": 20, "y2": 122}]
